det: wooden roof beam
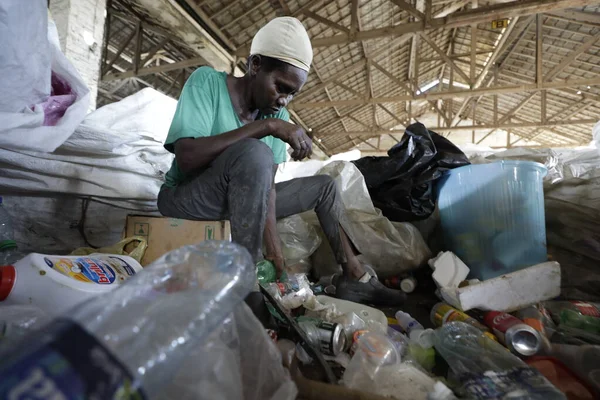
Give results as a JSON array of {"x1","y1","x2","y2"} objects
[
  {"x1": 420, "y1": 32, "x2": 470, "y2": 84},
  {"x1": 303, "y1": 11, "x2": 350, "y2": 34},
  {"x1": 184, "y1": 0, "x2": 237, "y2": 51},
  {"x1": 291, "y1": 76, "x2": 600, "y2": 109},
  {"x1": 102, "y1": 57, "x2": 205, "y2": 81},
  {"x1": 389, "y1": 0, "x2": 425, "y2": 20},
  {"x1": 317, "y1": 119, "x2": 597, "y2": 137},
  {"x1": 545, "y1": 31, "x2": 600, "y2": 82},
  {"x1": 236, "y1": 0, "x2": 589, "y2": 54}
]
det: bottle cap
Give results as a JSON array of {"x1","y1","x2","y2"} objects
[
  {"x1": 0, "y1": 265, "x2": 16, "y2": 301},
  {"x1": 400, "y1": 277, "x2": 416, "y2": 293}
]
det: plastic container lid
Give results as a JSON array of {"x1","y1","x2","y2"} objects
[{"x1": 0, "y1": 265, "x2": 16, "y2": 301}]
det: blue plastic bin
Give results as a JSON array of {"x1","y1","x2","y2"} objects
[{"x1": 436, "y1": 161, "x2": 548, "y2": 280}]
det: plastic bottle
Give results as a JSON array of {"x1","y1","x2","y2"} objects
[
  {"x1": 400, "y1": 276, "x2": 417, "y2": 293},
  {"x1": 433, "y1": 321, "x2": 566, "y2": 400},
  {"x1": 0, "y1": 241, "x2": 255, "y2": 399},
  {"x1": 431, "y1": 302, "x2": 497, "y2": 342},
  {"x1": 550, "y1": 344, "x2": 600, "y2": 397},
  {"x1": 395, "y1": 310, "x2": 434, "y2": 348},
  {"x1": 256, "y1": 259, "x2": 276, "y2": 284},
  {"x1": 0, "y1": 253, "x2": 143, "y2": 316},
  {"x1": 543, "y1": 301, "x2": 600, "y2": 334},
  {"x1": 0, "y1": 197, "x2": 20, "y2": 265}
]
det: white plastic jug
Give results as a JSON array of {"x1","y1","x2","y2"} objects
[{"x1": 0, "y1": 253, "x2": 142, "y2": 316}]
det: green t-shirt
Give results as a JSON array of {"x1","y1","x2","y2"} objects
[{"x1": 163, "y1": 66, "x2": 289, "y2": 187}]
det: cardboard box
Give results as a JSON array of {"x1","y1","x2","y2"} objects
[{"x1": 124, "y1": 215, "x2": 231, "y2": 266}]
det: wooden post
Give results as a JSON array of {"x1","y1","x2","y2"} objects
[
  {"x1": 471, "y1": 23, "x2": 477, "y2": 87},
  {"x1": 494, "y1": 65, "x2": 498, "y2": 125},
  {"x1": 472, "y1": 100, "x2": 476, "y2": 143},
  {"x1": 541, "y1": 90, "x2": 547, "y2": 123},
  {"x1": 536, "y1": 13, "x2": 543, "y2": 87},
  {"x1": 101, "y1": 1, "x2": 112, "y2": 76},
  {"x1": 133, "y1": 21, "x2": 142, "y2": 75}
]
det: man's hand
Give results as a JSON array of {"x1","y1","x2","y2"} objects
[{"x1": 270, "y1": 119, "x2": 313, "y2": 161}]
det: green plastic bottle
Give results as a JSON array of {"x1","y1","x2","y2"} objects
[
  {"x1": 544, "y1": 301, "x2": 600, "y2": 335},
  {"x1": 256, "y1": 260, "x2": 276, "y2": 284}
]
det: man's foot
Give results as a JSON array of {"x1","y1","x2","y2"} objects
[{"x1": 332, "y1": 274, "x2": 407, "y2": 307}]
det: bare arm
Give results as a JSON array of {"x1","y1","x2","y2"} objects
[
  {"x1": 174, "y1": 119, "x2": 274, "y2": 174},
  {"x1": 174, "y1": 118, "x2": 313, "y2": 174},
  {"x1": 263, "y1": 165, "x2": 285, "y2": 277}
]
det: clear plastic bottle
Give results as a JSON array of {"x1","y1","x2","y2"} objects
[
  {"x1": 434, "y1": 321, "x2": 566, "y2": 400},
  {"x1": 396, "y1": 310, "x2": 434, "y2": 348},
  {"x1": 0, "y1": 197, "x2": 19, "y2": 265},
  {"x1": 0, "y1": 241, "x2": 256, "y2": 399}
]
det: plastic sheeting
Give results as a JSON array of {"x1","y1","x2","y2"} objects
[
  {"x1": 278, "y1": 161, "x2": 432, "y2": 278},
  {"x1": 0, "y1": 303, "x2": 296, "y2": 400},
  {"x1": 159, "y1": 303, "x2": 297, "y2": 400},
  {"x1": 470, "y1": 144, "x2": 600, "y2": 301},
  {"x1": 353, "y1": 123, "x2": 470, "y2": 222},
  {"x1": 0, "y1": 2, "x2": 90, "y2": 152}
]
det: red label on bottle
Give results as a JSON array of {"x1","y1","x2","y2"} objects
[
  {"x1": 484, "y1": 311, "x2": 522, "y2": 343},
  {"x1": 570, "y1": 301, "x2": 600, "y2": 317}
]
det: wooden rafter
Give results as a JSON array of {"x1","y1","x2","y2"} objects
[
  {"x1": 389, "y1": 0, "x2": 425, "y2": 20},
  {"x1": 235, "y1": 0, "x2": 589, "y2": 54},
  {"x1": 420, "y1": 32, "x2": 470, "y2": 83},
  {"x1": 291, "y1": 76, "x2": 600, "y2": 109},
  {"x1": 317, "y1": 119, "x2": 597, "y2": 137}
]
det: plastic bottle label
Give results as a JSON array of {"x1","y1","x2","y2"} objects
[
  {"x1": 461, "y1": 366, "x2": 560, "y2": 399},
  {"x1": 0, "y1": 319, "x2": 146, "y2": 399},
  {"x1": 570, "y1": 301, "x2": 600, "y2": 317},
  {"x1": 44, "y1": 256, "x2": 138, "y2": 285}
]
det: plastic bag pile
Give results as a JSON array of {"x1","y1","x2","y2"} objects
[{"x1": 353, "y1": 123, "x2": 470, "y2": 222}]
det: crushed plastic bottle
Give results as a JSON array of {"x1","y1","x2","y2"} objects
[
  {"x1": 256, "y1": 259, "x2": 277, "y2": 284},
  {"x1": 433, "y1": 321, "x2": 566, "y2": 400},
  {"x1": 0, "y1": 241, "x2": 256, "y2": 399}
]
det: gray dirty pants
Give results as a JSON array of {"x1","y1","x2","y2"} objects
[{"x1": 157, "y1": 138, "x2": 349, "y2": 264}]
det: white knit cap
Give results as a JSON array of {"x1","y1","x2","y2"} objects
[{"x1": 250, "y1": 17, "x2": 313, "y2": 72}]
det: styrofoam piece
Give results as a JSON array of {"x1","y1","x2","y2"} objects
[
  {"x1": 428, "y1": 251, "x2": 470, "y2": 288},
  {"x1": 441, "y1": 261, "x2": 561, "y2": 312}
]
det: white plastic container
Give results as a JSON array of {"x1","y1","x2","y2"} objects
[{"x1": 0, "y1": 253, "x2": 143, "y2": 316}]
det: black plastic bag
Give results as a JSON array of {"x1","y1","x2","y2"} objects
[{"x1": 352, "y1": 122, "x2": 469, "y2": 222}]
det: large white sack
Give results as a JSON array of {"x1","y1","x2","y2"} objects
[
  {"x1": 0, "y1": 1, "x2": 89, "y2": 152},
  {"x1": 0, "y1": 89, "x2": 175, "y2": 200}
]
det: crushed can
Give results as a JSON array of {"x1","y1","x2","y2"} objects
[
  {"x1": 483, "y1": 311, "x2": 542, "y2": 357},
  {"x1": 298, "y1": 320, "x2": 346, "y2": 356}
]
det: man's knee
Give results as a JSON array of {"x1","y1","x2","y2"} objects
[
  {"x1": 314, "y1": 174, "x2": 337, "y2": 196},
  {"x1": 233, "y1": 138, "x2": 274, "y2": 171}
]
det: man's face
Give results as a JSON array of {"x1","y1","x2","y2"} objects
[{"x1": 251, "y1": 58, "x2": 308, "y2": 115}]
